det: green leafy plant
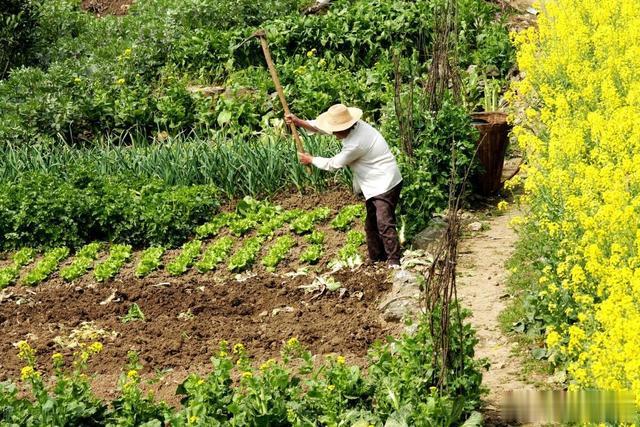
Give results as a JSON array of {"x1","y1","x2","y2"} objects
[
  {"x1": 59, "y1": 242, "x2": 101, "y2": 282},
  {"x1": 331, "y1": 204, "x2": 366, "y2": 231},
  {"x1": 346, "y1": 230, "x2": 366, "y2": 247},
  {"x1": 306, "y1": 230, "x2": 326, "y2": 245},
  {"x1": 290, "y1": 207, "x2": 331, "y2": 235},
  {"x1": 196, "y1": 236, "x2": 234, "y2": 273},
  {"x1": 23, "y1": 247, "x2": 70, "y2": 286},
  {"x1": 228, "y1": 217, "x2": 257, "y2": 237},
  {"x1": 228, "y1": 237, "x2": 263, "y2": 272},
  {"x1": 300, "y1": 244, "x2": 324, "y2": 264},
  {"x1": 135, "y1": 246, "x2": 165, "y2": 278},
  {"x1": 93, "y1": 244, "x2": 132, "y2": 282},
  {"x1": 262, "y1": 235, "x2": 296, "y2": 271},
  {"x1": 195, "y1": 212, "x2": 236, "y2": 238},
  {"x1": 121, "y1": 303, "x2": 146, "y2": 323},
  {"x1": 256, "y1": 214, "x2": 286, "y2": 238},
  {"x1": 0, "y1": 247, "x2": 36, "y2": 288},
  {"x1": 335, "y1": 230, "x2": 366, "y2": 266},
  {"x1": 166, "y1": 240, "x2": 202, "y2": 276}
]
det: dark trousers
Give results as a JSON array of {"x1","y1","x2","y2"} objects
[{"x1": 364, "y1": 181, "x2": 403, "y2": 265}]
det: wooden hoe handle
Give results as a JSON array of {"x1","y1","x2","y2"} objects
[{"x1": 254, "y1": 30, "x2": 311, "y2": 173}]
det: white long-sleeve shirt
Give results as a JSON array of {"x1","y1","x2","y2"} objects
[{"x1": 310, "y1": 120, "x2": 402, "y2": 200}]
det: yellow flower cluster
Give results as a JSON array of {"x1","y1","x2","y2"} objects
[{"x1": 512, "y1": 0, "x2": 640, "y2": 401}]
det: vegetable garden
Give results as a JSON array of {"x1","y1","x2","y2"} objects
[{"x1": 0, "y1": 0, "x2": 543, "y2": 424}]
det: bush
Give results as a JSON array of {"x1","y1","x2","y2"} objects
[
  {"x1": 385, "y1": 97, "x2": 478, "y2": 240},
  {"x1": 0, "y1": 0, "x2": 39, "y2": 79},
  {"x1": 0, "y1": 0, "x2": 512, "y2": 145},
  {"x1": 0, "y1": 172, "x2": 220, "y2": 251}
]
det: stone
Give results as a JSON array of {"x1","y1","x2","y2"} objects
[
  {"x1": 468, "y1": 221, "x2": 483, "y2": 232},
  {"x1": 378, "y1": 268, "x2": 422, "y2": 323},
  {"x1": 412, "y1": 218, "x2": 447, "y2": 253}
]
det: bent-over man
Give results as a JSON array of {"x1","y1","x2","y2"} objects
[{"x1": 286, "y1": 103, "x2": 403, "y2": 266}]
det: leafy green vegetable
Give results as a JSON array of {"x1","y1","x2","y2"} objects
[
  {"x1": 135, "y1": 246, "x2": 166, "y2": 278},
  {"x1": 262, "y1": 236, "x2": 296, "y2": 271},
  {"x1": 300, "y1": 244, "x2": 324, "y2": 264},
  {"x1": 281, "y1": 209, "x2": 304, "y2": 222},
  {"x1": 0, "y1": 248, "x2": 36, "y2": 289},
  {"x1": 335, "y1": 230, "x2": 366, "y2": 267},
  {"x1": 346, "y1": 230, "x2": 366, "y2": 247},
  {"x1": 121, "y1": 303, "x2": 146, "y2": 323},
  {"x1": 23, "y1": 247, "x2": 70, "y2": 286},
  {"x1": 196, "y1": 237, "x2": 234, "y2": 273},
  {"x1": 306, "y1": 230, "x2": 326, "y2": 245},
  {"x1": 290, "y1": 207, "x2": 331, "y2": 234},
  {"x1": 93, "y1": 244, "x2": 132, "y2": 282},
  {"x1": 228, "y1": 237, "x2": 263, "y2": 273},
  {"x1": 228, "y1": 217, "x2": 257, "y2": 237},
  {"x1": 331, "y1": 204, "x2": 366, "y2": 231},
  {"x1": 13, "y1": 248, "x2": 37, "y2": 267},
  {"x1": 166, "y1": 240, "x2": 202, "y2": 276},
  {"x1": 59, "y1": 242, "x2": 102, "y2": 282},
  {"x1": 195, "y1": 212, "x2": 236, "y2": 238}
]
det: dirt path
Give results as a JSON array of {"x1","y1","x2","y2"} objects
[{"x1": 457, "y1": 208, "x2": 533, "y2": 424}]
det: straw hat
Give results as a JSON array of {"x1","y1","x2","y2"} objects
[{"x1": 315, "y1": 104, "x2": 363, "y2": 134}]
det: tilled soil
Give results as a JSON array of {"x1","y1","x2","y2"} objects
[
  {"x1": 0, "y1": 266, "x2": 390, "y2": 376},
  {"x1": 0, "y1": 188, "x2": 396, "y2": 403}
]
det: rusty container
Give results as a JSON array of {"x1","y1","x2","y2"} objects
[{"x1": 470, "y1": 112, "x2": 512, "y2": 195}]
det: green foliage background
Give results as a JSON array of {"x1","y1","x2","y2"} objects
[{"x1": 0, "y1": 0, "x2": 514, "y2": 249}]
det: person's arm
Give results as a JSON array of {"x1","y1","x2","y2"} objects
[
  {"x1": 305, "y1": 139, "x2": 365, "y2": 172},
  {"x1": 285, "y1": 113, "x2": 328, "y2": 135}
]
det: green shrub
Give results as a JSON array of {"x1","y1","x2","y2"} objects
[
  {"x1": 0, "y1": 172, "x2": 220, "y2": 251},
  {"x1": 0, "y1": 0, "x2": 39, "y2": 79}
]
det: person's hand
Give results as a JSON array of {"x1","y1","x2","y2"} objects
[
  {"x1": 298, "y1": 152, "x2": 313, "y2": 165},
  {"x1": 285, "y1": 113, "x2": 298, "y2": 126}
]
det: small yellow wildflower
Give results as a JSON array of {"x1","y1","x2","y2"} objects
[
  {"x1": 124, "y1": 48, "x2": 132, "y2": 56},
  {"x1": 197, "y1": 379, "x2": 205, "y2": 385},
  {"x1": 336, "y1": 355, "x2": 345, "y2": 365},
  {"x1": 20, "y1": 366, "x2": 40, "y2": 381},
  {"x1": 241, "y1": 371, "x2": 252, "y2": 379},
  {"x1": 17, "y1": 341, "x2": 34, "y2": 361},
  {"x1": 233, "y1": 343, "x2": 245, "y2": 354},
  {"x1": 497, "y1": 200, "x2": 509, "y2": 211},
  {"x1": 116, "y1": 78, "x2": 125, "y2": 85},
  {"x1": 546, "y1": 330, "x2": 561, "y2": 348},
  {"x1": 188, "y1": 415, "x2": 199, "y2": 424},
  {"x1": 327, "y1": 384, "x2": 335, "y2": 391},
  {"x1": 74, "y1": 77, "x2": 82, "y2": 83},
  {"x1": 260, "y1": 359, "x2": 276, "y2": 371},
  {"x1": 286, "y1": 337, "x2": 299, "y2": 347},
  {"x1": 306, "y1": 48, "x2": 317, "y2": 58},
  {"x1": 127, "y1": 369, "x2": 138, "y2": 379},
  {"x1": 89, "y1": 342, "x2": 103, "y2": 354}
]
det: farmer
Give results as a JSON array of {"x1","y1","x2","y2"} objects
[{"x1": 286, "y1": 104, "x2": 403, "y2": 267}]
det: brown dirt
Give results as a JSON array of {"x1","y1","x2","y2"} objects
[
  {"x1": 0, "y1": 189, "x2": 396, "y2": 404},
  {"x1": 82, "y1": 0, "x2": 134, "y2": 16},
  {"x1": 457, "y1": 207, "x2": 542, "y2": 425}
]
